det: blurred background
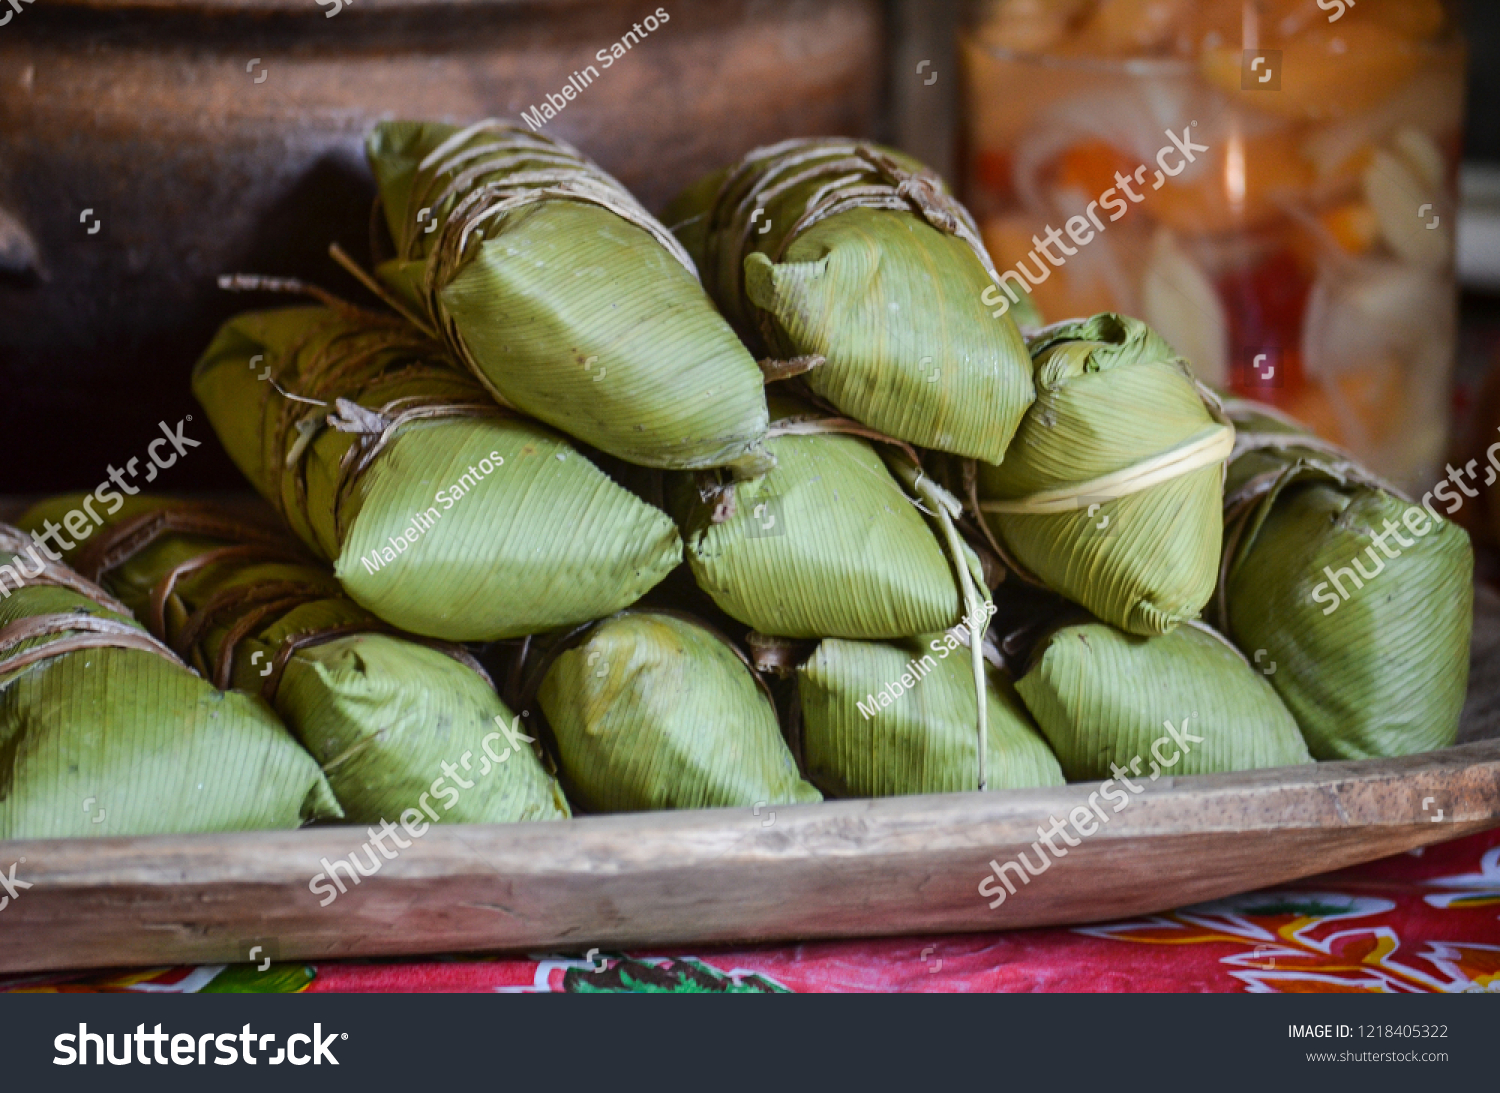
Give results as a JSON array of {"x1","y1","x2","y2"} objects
[
  {"x1": 2, "y1": 0, "x2": 1498, "y2": 509},
  {"x1": 953, "y1": 0, "x2": 1496, "y2": 505}
]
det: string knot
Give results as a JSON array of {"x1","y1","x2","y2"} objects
[{"x1": 327, "y1": 398, "x2": 389, "y2": 436}]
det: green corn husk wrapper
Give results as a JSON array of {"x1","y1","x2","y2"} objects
[
  {"x1": 193, "y1": 306, "x2": 682, "y2": 641},
  {"x1": 533, "y1": 611, "x2": 821, "y2": 812},
  {"x1": 664, "y1": 396, "x2": 988, "y2": 639},
  {"x1": 365, "y1": 119, "x2": 773, "y2": 476},
  {"x1": 975, "y1": 313, "x2": 1233, "y2": 635},
  {"x1": 18, "y1": 495, "x2": 569, "y2": 824},
  {"x1": 0, "y1": 525, "x2": 339, "y2": 839},
  {"x1": 1216, "y1": 401, "x2": 1473, "y2": 760},
  {"x1": 797, "y1": 634, "x2": 1064, "y2": 797},
  {"x1": 664, "y1": 138, "x2": 1035, "y2": 464},
  {"x1": 1012, "y1": 615, "x2": 1312, "y2": 782}
]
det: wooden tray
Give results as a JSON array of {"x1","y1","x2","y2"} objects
[
  {"x1": 1, "y1": 739, "x2": 1497, "y2": 975},
  {"x1": 3, "y1": 527, "x2": 1496, "y2": 975}
]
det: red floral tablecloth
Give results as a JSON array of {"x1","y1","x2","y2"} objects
[{"x1": 7, "y1": 829, "x2": 1499, "y2": 994}]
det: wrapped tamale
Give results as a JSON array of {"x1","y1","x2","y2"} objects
[
  {"x1": 364, "y1": 119, "x2": 773, "y2": 476},
  {"x1": 664, "y1": 396, "x2": 990, "y2": 640},
  {"x1": 193, "y1": 305, "x2": 682, "y2": 641},
  {"x1": 520, "y1": 610, "x2": 821, "y2": 812},
  {"x1": 972, "y1": 313, "x2": 1233, "y2": 636},
  {"x1": 19, "y1": 495, "x2": 569, "y2": 824},
  {"x1": 666, "y1": 400, "x2": 1001, "y2": 788},
  {"x1": 665, "y1": 138, "x2": 1034, "y2": 464},
  {"x1": 0, "y1": 524, "x2": 339, "y2": 839},
  {"x1": 1217, "y1": 401, "x2": 1473, "y2": 760},
  {"x1": 793, "y1": 633, "x2": 1064, "y2": 798},
  {"x1": 1006, "y1": 606, "x2": 1313, "y2": 782}
]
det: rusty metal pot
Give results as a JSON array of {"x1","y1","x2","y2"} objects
[{"x1": 0, "y1": 0, "x2": 884, "y2": 489}]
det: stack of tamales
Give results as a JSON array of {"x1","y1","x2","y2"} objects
[
  {"x1": 18, "y1": 495, "x2": 568, "y2": 824},
  {"x1": 24, "y1": 117, "x2": 1472, "y2": 840},
  {"x1": 0, "y1": 523, "x2": 339, "y2": 839}
]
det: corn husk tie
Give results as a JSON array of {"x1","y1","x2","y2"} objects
[
  {"x1": 956, "y1": 456, "x2": 1047, "y2": 590},
  {"x1": 198, "y1": 294, "x2": 451, "y2": 545},
  {"x1": 1223, "y1": 398, "x2": 1371, "y2": 472},
  {"x1": 0, "y1": 523, "x2": 340, "y2": 838},
  {"x1": 779, "y1": 414, "x2": 995, "y2": 789},
  {"x1": 233, "y1": 308, "x2": 496, "y2": 548},
  {"x1": 1216, "y1": 397, "x2": 1408, "y2": 630},
  {"x1": 707, "y1": 139, "x2": 999, "y2": 329},
  {"x1": 666, "y1": 138, "x2": 1035, "y2": 463},
  {"x1": 511, "y1": 609, "x2": 820, "y2": 813},
  {"x1": 1, "y1": 526, "x2": 145, "y2": 620},
  {"x1": 974, "y1": 313, "x2": 1235, "y2": 635},
  {"x1": 321, "y1": 392, "x2": 506, "y2": 545},
  {"x1": 405, "y1": 122, "x2": 696, "y2": 393},
  {"x1": 30, "y1": 497, "x2": 569, "y2": 823},
  {"x1": 1214, "y1": 399, "x2": 1472, "y2": 761},
  {"x1": 0, "y1": 526, "x2": 183, "y2": 671},
  {"x1": 408, "y1": 121, "x2": 699, "y2": 301},
  {"x1": 366, "y1": 119, "x2": 773, "y2": 475},
  {"x1": 74, "y1": 504, "x2": 490, "y2": 699},
  {"x1": 686, "y1": 134, "x2": 1042, "y2": 334}
]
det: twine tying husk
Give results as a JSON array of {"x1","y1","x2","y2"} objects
[
  {"x1": 0, "y1": 614, "x2": 186, "y2": 677},
  {"x1": 0, "y1": 525, "x2": 188, "y2": 672},
  {"x1": 324, "y1": 394, "x2": 511, "y2": 544},
  {"x1": 757, "y1": 355, "x2": 825, "y2": 383},
  {"x1": 0, "y1": 525, "x2": 140, "y2": 617},
  {"x1": 711, "y1": 139, "x2": 999, "y2": 296},
  {"x1": 68, "y1": 503, "x2": 494, "y2": 702},
  {"x1": 398, "y1": 121, "x2": 698, "y2": 400},
  {"x1": 1214, "y1": 400, "x2": 1412, "y2": 639},
  {"x1": 702, "y1": 138, "x2": 1011, "y2": 355}
]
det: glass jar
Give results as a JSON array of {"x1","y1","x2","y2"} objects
[{"x1": 960, "y1": 0, "x2": 1465, "y2": 491}]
